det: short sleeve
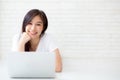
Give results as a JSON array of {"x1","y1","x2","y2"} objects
[
  {"x1": 47, "y1": 35, "x2": 58, "y2": 52},
  {"x1": 41, "y1": 33, "x2": 58, "y2": 52},
  {"x1": 11, "y1": 34, "x2": 20, "y2": 51}
]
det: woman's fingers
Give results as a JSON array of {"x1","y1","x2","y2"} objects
[{"x1": 20, "y1": 32, "x2": 31, "y2": 44}]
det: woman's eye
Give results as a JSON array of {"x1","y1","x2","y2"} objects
[{"x1": 36, "y1": 24, "x2": 41, "y2": 26}]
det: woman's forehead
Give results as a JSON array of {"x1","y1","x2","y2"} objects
[{"x1": 31, "y1": 15, "x2": 43, "y2": 23}]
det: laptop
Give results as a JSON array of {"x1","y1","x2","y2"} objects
[{"x1": 6, "y1": 52, "x2": 55, "y2": 78}]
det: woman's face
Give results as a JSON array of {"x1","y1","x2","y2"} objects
[{"x1": 25, "y1": 15, "x2": 43, "y2": 39}]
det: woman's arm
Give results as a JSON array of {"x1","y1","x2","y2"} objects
[
  {"x1": 54, "y1": 48, "x2": 62, "y2": 72},
  {"x1": 18, "y1": 32, "x2": 31, "y2": 52},
  {"x1": 18, "y1": 41, "x2": 25, "y2": 51}
]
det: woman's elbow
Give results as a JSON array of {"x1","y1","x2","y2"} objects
[{"x1": 55, "y1": 65, "x2": 62, "y2": 72}]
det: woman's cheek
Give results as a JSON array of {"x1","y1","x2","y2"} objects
[{"x1": 25, "y1": 27, "x2": 29, "y2": 33}]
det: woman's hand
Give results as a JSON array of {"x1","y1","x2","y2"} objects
[
  {"x1": 18, "y1": 32, "x2": 31, "y2": 52},
  {"x1": 19, "y1": 32, "x2": 31, "y2": 45}
]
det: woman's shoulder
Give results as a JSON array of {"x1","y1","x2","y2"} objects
[
  {"x1": 12, "y1": 33, "x2": 21, "y2": 41},
  {"x1": 41, "y1": 33, "x2": 56, "y2": 43},
  {"x1": 42, "y1": 33, "x2": 53, "y2": 39}
]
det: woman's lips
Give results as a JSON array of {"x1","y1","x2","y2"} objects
[{"x1": 29, "y1": 32, "x2": 37, "y2": 35}]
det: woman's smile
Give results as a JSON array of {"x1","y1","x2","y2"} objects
[
  {"x1": 30, "y1": 31, "x2": 37, "y2": 35},
  {"x1": 28, "y1": 31, "x2": 38, "y2": 37}
]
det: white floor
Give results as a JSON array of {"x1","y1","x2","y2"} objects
[{"x1": 0, "y1": 57, "x2": 120, "y2": 80}]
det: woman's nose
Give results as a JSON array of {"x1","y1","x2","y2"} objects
[{"x1": 31, "y1": 25, "x2": 35, "y2": 30}]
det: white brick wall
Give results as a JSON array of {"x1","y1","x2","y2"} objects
[{"x1": 0, "y1": 0, "x2": 120, "y2": 58}]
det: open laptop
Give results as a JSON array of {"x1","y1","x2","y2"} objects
[{"x1": 6, "y1": 52, "x2": 55, "y2": 78}]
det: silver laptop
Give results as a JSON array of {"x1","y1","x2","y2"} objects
[{"x1": 6, "y1": 52, "x2": 55, "y2": 78}]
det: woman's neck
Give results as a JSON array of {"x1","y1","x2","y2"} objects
[{"x1": 30, "y1": 37, "x2": 40, "y2": 51}]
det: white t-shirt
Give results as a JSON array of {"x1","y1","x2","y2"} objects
[{"x1": 12, "y1": 33, "x2": 58, "y2": 52}]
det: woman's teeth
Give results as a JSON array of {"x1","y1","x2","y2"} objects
[{"x1": 30, "y1": 32, "x2": 37, "y2": 35}]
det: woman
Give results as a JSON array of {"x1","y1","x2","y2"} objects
[{"x1": 12, "y1": 9, "x2": 62, "y2": 72}]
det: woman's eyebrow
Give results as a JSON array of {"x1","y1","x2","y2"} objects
[{"x1": 37, "y1": 21, "x2": 43, "y2": 23}]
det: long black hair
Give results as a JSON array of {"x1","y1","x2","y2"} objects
[{"x1": 22, "y1": 9, "x2": 48, "y2": 51}]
